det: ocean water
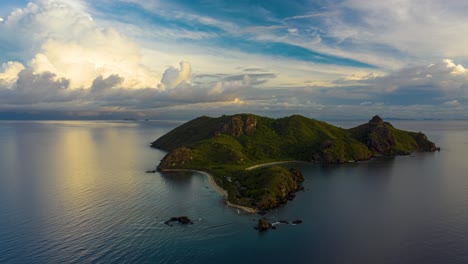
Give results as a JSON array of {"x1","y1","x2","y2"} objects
[{"x1": 0, "y1": 120, "x2": 468, "y2": 263}]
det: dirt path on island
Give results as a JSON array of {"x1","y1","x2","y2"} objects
[{"x1": 245, "y1": 160, "x2": 306, "y2": 170}]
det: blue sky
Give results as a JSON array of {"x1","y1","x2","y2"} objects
[{"x1": 0, "y1": 0, "x2": 468, "y2": 119}]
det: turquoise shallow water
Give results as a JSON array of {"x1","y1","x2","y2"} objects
[{"x1": 1, "y1": 120, "x2": 468, "y2": 263}]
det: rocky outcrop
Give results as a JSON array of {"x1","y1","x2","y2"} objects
[
  {"x1": 214, "y1": 114, "x2": 257, "y2": 137},
  {"x1": 255, "y1": 218, "x2": 304, "y2": 231},
  {"x1": 289, "y1": 167, "x2": 305, "y2": 184},
  {"x1": 164, "y1": 216, "x2": 194, "y2": 226},
  {"x1": 369, "y1": 115, "x2": 384, "y2": 125},
  {"x1": 414, "y1": 132, "x2": 439, "y2": 152},
  {"x1": 349, "y1": 115, "x2": 438, "y2": 155},
  {"x1": 157, "y1": 146, "x2": 193, "y2": 170},
  {"x1": 366, "y1": 115, "x2": 396, "y2": 153},
  {"x1": 256, "y1": 218, "x2": 272, "y2": 231}
]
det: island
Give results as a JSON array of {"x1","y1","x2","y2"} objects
[{"x1": 151, "y1": 114, "x2": 438, "y2": 213}]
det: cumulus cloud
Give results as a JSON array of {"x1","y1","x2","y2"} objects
[
  {"x1": 0, "y1": 69, "x2": 78, "y2": 106},
  {"x1": 159, "y1": 61, "x2": 192, "y2": 90},
  {"x1": 0, "y1": 0, "x2": 157, "y2": 89},
  {"x1": 91, "y1": 75, "x2": 125, "y2": 92},
  {"x1": 0, "y1": 60, "x2": 279, "y2": 115},
  {"x1": 0, "y1": 62, "x2": 25, "y2": 86},
  {"x1": 364, "y1": 59, "x2": 468, "y2": 96},
  {"x1": 319, "y1": 59, "x2": 468, "y2": 107}
]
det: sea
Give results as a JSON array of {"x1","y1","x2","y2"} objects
[{"x1": 0, "y1": 119, "x2": 468, "y2": 263}]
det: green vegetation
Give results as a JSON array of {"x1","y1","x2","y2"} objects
[
  {"x1": 229, "y1": 166, "x2": 304, "y2": 211},
  {"x1": 152, "y1": 114, "x2": 438, "y2": 211}
]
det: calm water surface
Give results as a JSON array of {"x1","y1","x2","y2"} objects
[{"x1": 0, "y1": 120, "x2": 468, "y2": 263}]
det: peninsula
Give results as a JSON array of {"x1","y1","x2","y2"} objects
[{"x1": 151, "y1": 114, "x2": 438, "y2": 213}]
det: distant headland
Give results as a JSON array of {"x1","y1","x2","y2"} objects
[{"x1": 151, "y1": 114, "x2": 438, "y2": 213}]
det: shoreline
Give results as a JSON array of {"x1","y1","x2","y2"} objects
[{"x1": 159, "y1": 169, "x2": 258, "y2": 213}]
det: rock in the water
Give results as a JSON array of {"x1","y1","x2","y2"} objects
[
  {"x1": 177, "y1": 216, "x2": 192, "y2": 224},
  {"x1": 292, "y1": 220, "x2": 303, "y2": 225},
  {"x1": 165, "y1": 216, "x2": 193, "y2": 225},
  {"x1": 257, "y1": 218, "x2": 272, "y2": 231},
  {"x1": 287, "y1": 194, "x2": 296, "y2": 201}
]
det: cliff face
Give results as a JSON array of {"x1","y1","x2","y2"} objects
[
  {"x1": 365, "y1": 116, "x2": 397, "y2": 153},
  {"x1": 214, "y1": 115, "x2": 257, "y2": 137},
  {"x1": 157, "y1": 146, "x2": 193, "y2": 170},
  {"x1": 413, "y1": 132, "x2": 439, "y2": 152}
]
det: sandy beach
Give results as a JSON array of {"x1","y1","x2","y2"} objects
[
  {"x1": 160, "y1": 160, "x2": 311, "y2": 213},
  {"x1": 159, "y1": 169, "x2": 258, "y2": 213}
]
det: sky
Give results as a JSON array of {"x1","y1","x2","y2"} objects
[{"x1": 1, "y1": 0, "x2": 468, "y2": 120}]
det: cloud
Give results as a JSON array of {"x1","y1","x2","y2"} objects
[
  {"x1": 326, "y1": 0, "x2": 468, "y2": 60},
  {"x1": 159, "y1": 61, "x2": 192, "y2": 90},
  {"x1": 91, "y1": 75, "x2": 125, "y2": 92},
  {"x1": 364, "y1": 59, "x2": 468, "y2": 96},
  {"x1": 443, "y1": 100, "x2": 461, "y2": 106},
  {"x1": 0, "y1": 0, "x2": 157, "y2": 89},
  {"x1": 2, "y1": 1, "x2": 468, "y2": 120},
  {"x1": 0, "y1": 62, "x2": 25, "y2": 86},
  {"x1": 283, "y1": 11, "x2": 338, "y2": 21},
  {"x1": 0, "y1": 68, "x2": 78, "y2": 106},
  {"x1": 0, "y1": 60, "x2": 277, "y2": 114},
  {"x1": 320, "y1": 59, "x2": 468, "y2": 107}
]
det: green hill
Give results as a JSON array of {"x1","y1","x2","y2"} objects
[{"x1": 151, "y1": 114, "x2": 438, "y2": 212}]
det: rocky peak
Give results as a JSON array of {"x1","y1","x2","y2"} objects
[
  {"x1": 214, "y1": 114, "x2": 257, "y2": 137},
  {"x1": 369, "y1": 115, "x2": 384, "y2": 125}
]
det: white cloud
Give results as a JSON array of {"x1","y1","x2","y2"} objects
[
  {"x1": 0, "y1": 0, "x2": 158, "y2": 89},
  {"x1": 159, "y1": 61, "x2": 192, "y2": 90},
  {"x1": 0, "y1": 61, "x2": 25, "y2": 86},
  {"x1": 443, "y1": 100, "x2": 461, "y2": 106},
  {"x1": 283, "y1": 11, "x2": 338, "y2": 21},
  {"x1": 364, "y1": 59, "x2": 468, "y2": 94},
  {"x1": 328, "y1": 0, "x2": 468, "y2": 60},
  {"x1": 360, "y1": 101, "x2": 373, "y2": 106},
  {"x1": 444, "y1": 59, "x2": 468, "y2": 75}
]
